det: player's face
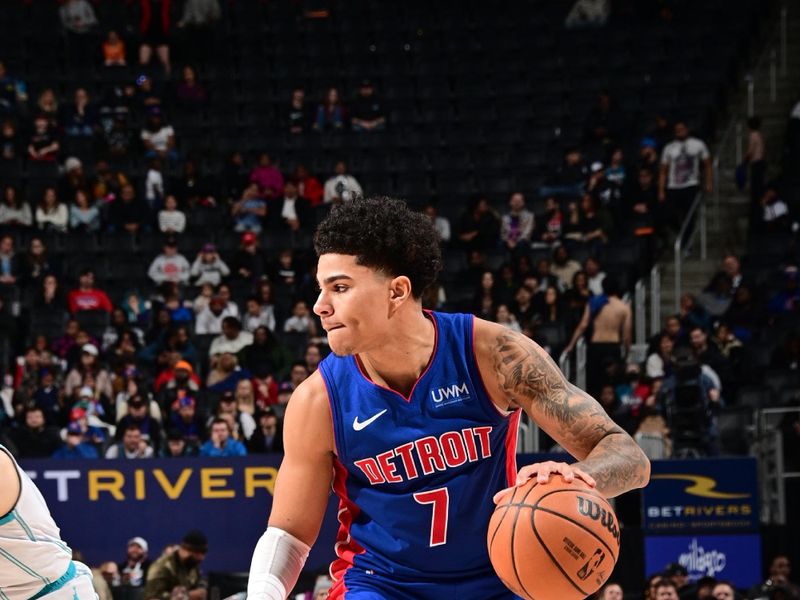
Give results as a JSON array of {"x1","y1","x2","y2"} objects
[{"x1": 314, "y1": 254, "x2": 394, "y2": 356}]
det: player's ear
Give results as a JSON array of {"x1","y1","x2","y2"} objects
[{"x1": 388, "y1": 276, "x2": 413, "y2": 307}]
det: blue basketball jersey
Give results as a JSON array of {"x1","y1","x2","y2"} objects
[{"x1": 318, "y1": 311, "x2": 521, "y2": 592}]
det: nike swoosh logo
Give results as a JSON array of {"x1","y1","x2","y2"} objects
[{"x1": 353, "y1": 409, "x2": 388, "y2": 431}]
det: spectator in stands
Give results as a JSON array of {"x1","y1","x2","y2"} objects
[
  {"x1": 759, "y1": 184, "x2": 792, "y2": 233},
  {"x1": 286, "y1": 361, "x2": 310, "y2": 392},
  {"x1": 27, "y1": 115, "x2": 60, "y2": 162},
  {"x1": 247, "y1": 409, "x2": 283, "y2": 453},
  {"x1": 583, "y1": 90, "x2": 624, "y2": 146},
  {"x1": 653, "y1": 579, "x2": 680, "y2": 600},
  {"x1": 232, "y1": 183, "x2": 267, "y2": 233},
  {"x1": 626, "y1": 166, "x2": 660, "y2": 249},
  {"x1": 175, "y1": 65, "x2": 208, "y2": 110},
  {"x1": 534, "y1": 197, "x2": 563, "y2": 247},
  {"x1": 710, "y1": 581, "x2": 734, "y2": 600},
  {"x1": 689, "y1": 325, "x2": 730, "y2": 383},
  {"x1": 168, "y1": 395, "x2": 205, "y2": 447},
  {"x1": 242, "y1": 296, "x2": 275, "y2": 333},
  {"x1": 457, "y1": 196, "x2": 500, "y2": 251},
  {"x1": 35, "y1": 89, "x2": 60, "y2": 129},
  {"x1": 69, "y1": 189, "x2": 101, "y2": 234},
  {"x1": 119, "y1": 537, "x2": 151, "y2": 587},
  {"x1": 195, "y1": 295, "x2": 235, "y2": 335},
  {"x1": 678, "y1": 293, "x2": 711, "y2": 333},
  {"x1": 161, "y1": 428, "x2": 194, "y2": 457},
  {"x1": 209, "y1": 316, "x2": 253, "y2": 358},
  {"x1": 0, "y1": 119, "x2": 20, "y2": 163},
  {"x1": 138, "y1": 0, "x2": 173, "y2": 75},
  {"x1": 62, "y1": 88, "x2": 98, "y2": 140},
  {"x1": 658, "y1": 120, "x2": 712, "y2": 232},
  {"x1": 176, "y1": 159, "x2": 215, "y2": 210},
  {"x1": 283, "y1": 299, "x2": 317, "y2": 337},
  {"x1": 52, "y1": 421, "x2": 99, "y2": 459},
  {"x1": 0, "y1": 234, "x2": 19, "y2": 286},
  {"x1": 550, "y1": 246, "x2": 582, "y2": 290},
  {"x1": 750, "y1": 555, "x2": 800, "y2": 600},
  {"x1": 60, "y1": 0, "x2": 97, "y2": 34},
  {"x1": 9, "y1": 407, "x2": 62, "y2": 458},
  {"x1": 19, "y1": 236, "x2": 60, "y2": 288},
  {"x1": 105, "y1": 423, "x2": 154, "y2": 458},
  {"x1": 222, "y1": 151, "x2": 248, "y2": 204},
  {"x1": 535, "y1": 284, "x2": 565, "y2": 326},
  {"x1": 157, "y1": 194, "x2": 186, "y2": 234},
  {"x1": 563, "y1": 270, "x2": 591, "y2": 324},
  {"x1": 543, "y1": 148, "x2": 588, "y2": 198},
  {"x1": 241, "y1": 326, "x2": 292, "y2": 378},
  {"x1": 190, "y1": 243, "x2": 229, "y2": 287},
  {"x1": 0, "y1": 60, "x2": 28, "y2": 116},
  {"x1": 294, "y1": 164, "x2": 324, "y2": 206},
  {"x1": 102, "y1": 30, "x2": 126, "y2": 66},
  {"x1": 143, "y1": 530, "x2": 209, "y2": 599},
  {"x1": 500, "y1": 192, "x2": 534, "y2": 254},
  {"x1": 304, "y1": 344, "x2": 322, "y2": 374},
  {"x1": 287, "y1": 87, "x2": 311, "y2": 134},
  {"x1": 646, "y1": 334, "x2": 674, "y2": 379},
  {"x1": 596, "y1": 582, "x2": 623, "y2": 600},
  {"x1": 422, "y1": 202, "x2": 451, "y2": 244},
  {"x1": 565, "y1": 277, "x2": 631, "y2": 391},
  {"x1": 103, "y1": 112, "x2": 131, "y2": 159},
  {"x1": 68, "y1": 268, "x2": 113, "y2": 314},
  {"x1": 772, "y1": 332, "x2": 800, "y2": 370},
  {"x1": 65, "y1": 345, "x2": 113, "y2": 404},
  {"x1": 351, "y1": 80, "x2": 386, "y2": 132},
  {"x1": 109, "y1": 184, "x2": 148, "y2": 234},
  {"x1": 141, "y1": 107, "x2": 177, "y2": 161},
  {"x1": 665, "y1": 563, "x2": 698, "y2": 600},
  {"x1": 495, "y1": 304, "x2": 521, "y2": 332},
  {"x1": 144, "y1": 159, "x2": 165, "y2": 208},
  {"x1": 115, "y1": 394, "x2": 161, "y2": 449},
  {"x1": 583, "y1": 256, "x2": 605, "y2": 296},
  {"x1": 323, "y1": 160, "x2": 363, "y2": 204},
  {"x1": 314, "y1": 86, "x2": 347, "y2": 132},
  {"x1": 0, "y1": 186, "x2": 30, "y2": 228},
  {"x1": 745, "y1": 116, "x2": 766, "y2": 210},
  {"x1": 249, "y1": 152, "x2": 284, "y2": 199},
  {"x1": 147, "y1": 237, "x2": 191, "y2": 285},
  {"x1": 268, "y1": 178, "x2": 312, "y2": 232},
  {"x1": 200, "y1": 417, "x2": 247, "y2": 457}
]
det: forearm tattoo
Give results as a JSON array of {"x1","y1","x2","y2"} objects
[{"x1": 493, "y1": 332, "x2": 650, "y2": 497}]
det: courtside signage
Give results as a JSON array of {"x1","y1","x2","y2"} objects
[{"x1": 641, "y1": 458, "x2": 758, "y2": 532}]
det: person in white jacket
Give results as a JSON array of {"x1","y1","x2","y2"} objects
[{"x1": 147, "y1": 237, "x2": 191, "y2": 285}]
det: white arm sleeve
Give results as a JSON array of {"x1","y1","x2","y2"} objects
[{"x1": 247, "y1": 527, "x2": 311, "y2": 600}]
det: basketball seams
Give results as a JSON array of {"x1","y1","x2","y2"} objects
[
  {"x1": 528, "y1": 509, "x2": 592, "y2": 598},
  {"x1": 507, "y1": 483, "x2": 539, "y2": 600}
]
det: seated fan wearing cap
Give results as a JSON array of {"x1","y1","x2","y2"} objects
[
  {"x1": 0, "y1": 444, "x2": 99, "y2": 598},
  {"x1": 143, "y1": 530, "x2": 209, "y2": 600},
  {"x1": 120, "y1": 536, "x2": 151, "y2": 587}
]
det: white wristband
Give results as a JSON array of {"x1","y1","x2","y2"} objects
[{"x1": 247, "y1": 527, "x2": 311, "y2": 600}]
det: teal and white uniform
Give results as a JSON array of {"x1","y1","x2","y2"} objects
[{"x1": 0, "y1": 445, "x2": 97, "y2": 599}]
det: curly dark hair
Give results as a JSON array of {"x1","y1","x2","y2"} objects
[{"x1": 314, "y1": 196, "x2": 442, "y2": 299}]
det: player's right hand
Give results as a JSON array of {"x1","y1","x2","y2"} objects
[{"x1": 493, "y1": 461, "x2": 597, "y2": 505}]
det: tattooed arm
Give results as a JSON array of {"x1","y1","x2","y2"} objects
[{"x1": 475, "y1": 319, "x2": 650, "y2": 498}]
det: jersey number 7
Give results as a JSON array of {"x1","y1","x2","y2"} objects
[{"x1": 413, "y1": 487, "x2": 450, "y2": 547}]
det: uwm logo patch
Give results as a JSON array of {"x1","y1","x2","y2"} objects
[{"x1": 430, "y1": 382, "x2": 471, "y2": 407}]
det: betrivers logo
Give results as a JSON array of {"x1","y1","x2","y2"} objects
[
  {"x1": 650, "y1": 475, "x2": 749, "y2": 499},
  {"x1": 431, "y1": 382, "x2": 471, "y2": 406},
  {"x1": 678, "y1": 538, "x2": 727, "y2": 577}
]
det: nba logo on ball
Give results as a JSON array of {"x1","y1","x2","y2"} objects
[{"x1": 488, "y1": 477, "x2": 621, "y2": 600}]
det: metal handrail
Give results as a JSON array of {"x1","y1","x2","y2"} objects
[
  {"x1": 650, "y1": 265, "x2": 661, "y2": 335},
  {"x1": 674, "y1": 192, "x2": 707, "y2": 311},
  {"x1": 576, "y1": 337, "x2": 587, "y2": 391},
  {"x1": 757, "y1": 406, "x2": 800, "y2": 524},
  {"x1": 634, "y1": 278, "x2": 646, "y2": 346}
]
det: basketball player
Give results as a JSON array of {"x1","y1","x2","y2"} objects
[
  {"x1": 247, "y1": 197, "x2": 650, "y2": 599},
  {"x1": 0, "y1": 444, "x2": 98, "y2": 599}
]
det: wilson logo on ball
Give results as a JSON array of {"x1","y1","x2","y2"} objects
[{"x1": 576, "y1": 496, "x2": 620, "y2": 545}]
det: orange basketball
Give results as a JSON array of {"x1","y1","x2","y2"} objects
[{"x1": 487, "y1": 476, "x2": 620, "y2": 600}]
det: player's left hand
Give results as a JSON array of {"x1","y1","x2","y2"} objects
[{"x1": 492, "y1": 461, "x2": 596, "y2": 505}]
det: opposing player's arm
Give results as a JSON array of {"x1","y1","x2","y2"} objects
[
  {"x1": 475, "y1": 320, "x2": 650, "y2": 498},
  {"x1": 248, "y1": 372, "x2": 334, "y2": 600},
  {"x1": 0, "y1": 449, "x2": 21, "y2": 517},
  {"x1": 267, "y1": 371, "x2": 335, "y2": 545}
]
